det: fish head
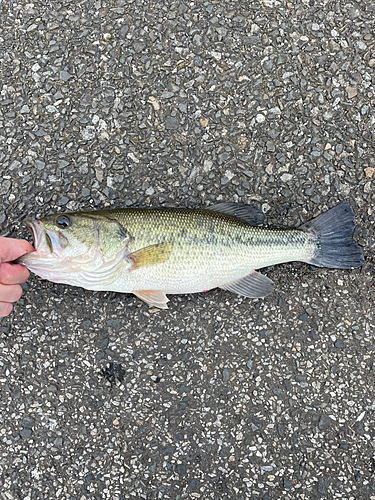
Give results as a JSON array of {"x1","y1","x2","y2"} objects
[{"x1": 19, "y1": 212, "x2": 131, "y2": 287}]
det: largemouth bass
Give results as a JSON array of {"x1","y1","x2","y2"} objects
[{"x1": 19, "y1": 202, "x2": 363, "y2": 309}]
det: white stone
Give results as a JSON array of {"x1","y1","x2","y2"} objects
[
  {"x1": 203, "y1": 160, "x2": 213, "y2": 172},
  {"x1": 81, "y1": 126, "x2": 96, "y2": 140},
  {"x1": 281, "y1": 173, "x2": 293, "y2": 182},
  {"x1": 128, "y1": 152, "x2": 139, "y2": 163},
  {"x1": 211, "y1": 51, "x2": 222, "y2": 61}
]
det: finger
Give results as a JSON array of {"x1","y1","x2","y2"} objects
[
  {"x1": 0, "y1": 284, "x2": 23, "y2": 303},
  {"x1": 0, "y1": 262, "x2": 30, "y2": 285},
  {"x1": 0, "y1": 237, "x2": 35, "y2": 263},
  {"x1": 0, "y1": 302, "x2": 13, "y2": 317}
]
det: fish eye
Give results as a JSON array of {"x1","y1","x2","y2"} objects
[{"x1": 56, "y1": 215, "x2": 71, "y2": 229}]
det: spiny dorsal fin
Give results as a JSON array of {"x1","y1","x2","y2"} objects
[{"x1": 207, "y1": 203, "x2": 264, "y2": 226}]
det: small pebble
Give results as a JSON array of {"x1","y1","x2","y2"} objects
[
  {"x1": 222, "y1": 368, "x2": 230, "y2": 382},
  {"x1": 177, "y1": 464, "x2": 186, "y2": 476},
  {"x1": 20, "y1": 429, "x2": 32, "y2": 439},
  {"x1": 317, "y1": 477, "x2": 329, "y2": 494},
  {"x1": 165, "y1": 116, "x2": 179, "y2": 130},
  {"x1": 60, "y1": 70, "x2": 72, "y2": 81},
  {"x1": 283, "y1": 477, "x2": 292, "y2": 489}
]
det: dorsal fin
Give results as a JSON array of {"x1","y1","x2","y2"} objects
[{"x1": 207, "y1": 203, "x2": 264, "y2": 226}]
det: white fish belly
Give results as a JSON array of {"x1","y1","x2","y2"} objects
[{"x1": 111, "y1": 260, "x2": 252, "y2": 294}]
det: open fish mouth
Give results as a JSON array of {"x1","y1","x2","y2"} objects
[
  {"x1": 25, "y1": 219, "x2": 55, "y2": 253},
  {"x1": 25, "y1": 219, "x2": 42, "y2": 250},
  {"x1": 18, "y1": 218, "x2": 77, "y2": 280}
]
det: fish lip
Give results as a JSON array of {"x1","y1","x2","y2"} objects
[{"x1": 25, "y1": 218, "x2": 43, "y2": 250}]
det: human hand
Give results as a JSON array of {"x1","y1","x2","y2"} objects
[{"x1": 0, "y1": 236, "x2": 34, "y2": 317}]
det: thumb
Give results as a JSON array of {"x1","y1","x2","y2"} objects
[{"x1": 0, "y1": 237, "x2": 35, "y2": 263}]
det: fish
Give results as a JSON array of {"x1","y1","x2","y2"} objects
[{"x1": 18, "y1": 202, "x2": 363, "y2": 309}]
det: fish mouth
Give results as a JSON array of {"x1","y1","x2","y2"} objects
[
  {"x1": 25, "y1": 219, "x2": 37, "y2": 247},
  {"x1": 26, "y1": 218, "x2": 69, "y2": 256},
  {"x1": 25, "y1": 219, "x2": 49, "y2": 251}
]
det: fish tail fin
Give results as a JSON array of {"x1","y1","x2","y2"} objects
[{"x1": 301, "y1": 203, "x2": 364, "y2": 269}]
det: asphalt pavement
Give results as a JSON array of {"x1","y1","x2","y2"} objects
[{"x1": 0, "y1": 1, "x2": 374, "y2": 499}]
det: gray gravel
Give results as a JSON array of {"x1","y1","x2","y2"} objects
[{"x1": 1, "y1": 0, "x2": 375, "y2": 499}]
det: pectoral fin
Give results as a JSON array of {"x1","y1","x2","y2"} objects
[
  {"x1": 220, "y1": 271, "x2": 274, "y2": 298},
  {"x1": 129, "y1": 242, "x2": 172, "y2": 270},
  {"x1": 133, "y1": 290, "x2": 169, "y2": 309}
]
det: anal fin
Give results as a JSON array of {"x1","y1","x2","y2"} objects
[
  {"x1": 220, "y1": 271, "x2": 274, "y2": 298},
  {"x1": 133, "y1": 290, "x2": 169, "y2": 309}
]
